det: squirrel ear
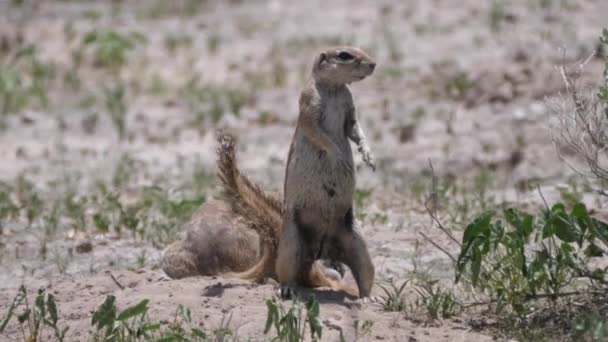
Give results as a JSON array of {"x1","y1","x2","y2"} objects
[{"x1": 318, "y1": 52, "x2": 326, "y2": 66}]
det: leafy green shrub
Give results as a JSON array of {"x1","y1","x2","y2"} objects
[
  {"x1": 456, "y1": 202, "x2": 608, "y2": 316},
  {"x1": 264, "y1": 296, "x2": 322, "y2": 342}
]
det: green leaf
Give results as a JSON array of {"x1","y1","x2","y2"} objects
[
  {"x1": 91, "y1": 295, "x2": 116, "y2": 330},
  {"x1": 264, "y1": 299, "x2": 278, "y2": 334},
  {"x1": 585, "y1": 243, "x2": 604, "y2": 257},
  {"x1": 116, "y1": 299, "x2": 149, "y2": 321},
  {"x1": 93, "y1": 212, "x2": 110, "y2": 233},
  {"x1": 17, "y1": 309, "x2": 30, "y2": 324},
  {"x1": 191, "y1": 328, "x2": 207, "y2": 338},
  {"x1": 553, "y1": 215, "x2": 580, "y2": 243},
  {"x1": 82, "y1": 31, "x2": 98, "y2": 45},
  {"x1": 471, "y1": 254, "x2": 482, "y2": 287},
  {"x1": 591, "y1": 218, "x2": 608, "y2": 244},
  {"x1": 542, "y1": 204, "x2": 581, "y2": 242},
  {"x1": 14, "y1": 45, "x2": 35, "y2": 60},
  {"x1": 0, "y1": 285, "x2": 26, "y2": 332},
  {"x1": 142, "y1": 323, "x2": 160, "y2": 332},
  {"x1": 456, "y1": 211, "x2": 494, "y2": 285},
  {"x1": 35, "y1": 288, "x2": 46, "y2": 317},
  {"x1": 46, "y1": 294, "x2": 58, "y2": 325},
  {"x1": 461, "y1": 211, "x2": 494, "y2": 244},
  {"x1": 306, "y1": 297, "x2": 322, "y2": 339}
]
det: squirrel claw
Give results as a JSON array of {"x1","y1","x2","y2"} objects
[{"x1": 361, "y1": 152, "x2": 376, "y2": 171}]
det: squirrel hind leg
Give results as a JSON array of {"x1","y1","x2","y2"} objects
[
  {"x1": 160, "y1": 241, "x2": 199, "y2": 279},
  {"x1": 334, "y1": 230, "x2": 375, "y2": 298},
  {"x1": 306, "y1": 262, "x2": 359, "y2": 298}
]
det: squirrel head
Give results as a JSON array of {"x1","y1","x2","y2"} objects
[{"x1": 312, "y1": 47, "x2": 376, "y2": 85}]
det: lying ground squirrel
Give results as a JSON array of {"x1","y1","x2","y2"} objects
[{"x1": 161, "y1": 46, "x2": 376, "y2": 298}]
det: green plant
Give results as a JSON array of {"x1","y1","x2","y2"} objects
[
  {"x1": 599, "y1": 28, "x2": 608, "y2": 109},
  {"x1": 456, "y1": 202, "x2": 608, "y2": 316},
  {"x1": 182, "y1": 77, "x2": 251, "y2": 129},
  {"x1": 63, "y1": 191, "x2": 87, "y2": 232},
  {"x1": 264, "y1": 296, "x2": 322, "y2": 342},
  {"x1": 444, "y1": 72, "x2": 475, "y2": 101},
  {"x1": 338, "y1": 319, "x2": 374, "y2": 342},
  {"x1": 378, "y1": 279, "x2": 408, "y2": 312},
  {"x1": 414, "y1": 282, "x2": 459, "y2": 319},
  {"x1": 164, "y1": 33, "x2": 193, "y2": 54},
  {"x1": 0, "y1": 182, "x2": 19, "y2": 223},
  {"x1": 82, "y1": 30, "x2": 146, "y2": 70},
  {"x1": 0, "y1": 45, "x2": 56, "y2": 117},
  {"x1": 207, "y1": 32, "x2": 221, "y2": 54},
  {"x1": 573, "y1": 314, "x2": 608, "y2": 342},
  {"x1": 0, "y1": 285, "x2": 68, "y2": 342},
  {"x1": 489, "y1": 0, "x2": 505, "y2": 32},
  {"x1": 104, "y1": 82, "x2": 128, "y2": 140},
  {"x1": 91, "y1": 296, "x2": 152, "y2": 340},
  {"x1": 14, "y1": 175, "x2": 43, "y2": 227},
  {"x1": 91, "y1": 295, "x2": 214, "y2": 341}
]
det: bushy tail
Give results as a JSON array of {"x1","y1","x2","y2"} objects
[{"x1": 215, "y1": 129, "x2": 282, "y2": 280}]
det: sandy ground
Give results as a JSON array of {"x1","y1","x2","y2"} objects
[{"x1": 1, "y1": 0, "x2": 608, "y2": 341}]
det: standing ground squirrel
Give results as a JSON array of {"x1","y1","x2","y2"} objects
[
  {"x1": 161, "y1": 46, "x2": 376, "y2": 298},
  {"x1": 275, "y1": 46, "x2": 377, "y2": 298}
]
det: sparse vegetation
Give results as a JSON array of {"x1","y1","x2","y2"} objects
[
  {"x1": 1, "y1": 287, "x2": 240, "y2": 342},
  {"x1": 182, "y1": 76, "x2": 251, "y2": 130},
  {"x1": 378, "y1": 279, "x2": 408, "y2": 312},
  {"x1": 0, "y1": 2, "x2": 607, "y2": 341},
  {"x1": 104, "y1": 81, "x2": 128, "y2": 140},
  {"x1": 414, "y1": 282, "x2": 459, "y2": 320},
  {"x1": 81, "y1": 30, "x2": 146, "y2": 71},
  {"x1": 264, "y1": 296, "x2": 323, "y2": 342},
  {"x1": 549, "y1": 28, "x2": 608, "y2": 188},
  {"x1": 0, "y1": 285, "x2": 68, "y2": 342},
  {"x1": 0, "y1": 45, "x2": 56, "y2": 120}
]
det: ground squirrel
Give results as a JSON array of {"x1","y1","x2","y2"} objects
[
  {"x1": 160, "y1": 137, "x2": 344, "y2": 282},
  {"x1": 160, "y1": 199, "x2": 261, "y2": 279},
  {"x1": 275, "y1": 46, "x2": 377, "y2": 298},
  {"x1": 218, "y1": 46, "x2": 377, "y2": 298},
  {"x1": 162, "y1": 46, "x2": 376, "y2": 298}
]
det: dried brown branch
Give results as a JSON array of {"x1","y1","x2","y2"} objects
[
  {"x1": 424, "y1": 159, "x2": 461, "y2": 247},
  {"x1": 107, "y1": 271, "x2": 125, "y2": 290},
  {"x1": 547, "y1": 55, "x2": 608, "y2": 183},
  {"x1": 418, "y1": 231, "x2": 457, "y2": 263},
  {"x1": 461, "y1": 289, "x2": 606, "y2": 309}
]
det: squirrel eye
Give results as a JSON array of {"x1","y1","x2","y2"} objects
[{"x1": 337, "y1": 51, "x2": 354, "y2": 61}]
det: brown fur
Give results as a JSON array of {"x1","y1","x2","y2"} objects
[
  {"x1": 160, "y1": 199, "x2": 261, "y2": 279},
  {"x1": 215, "y1": 131, "x2": 281, "y2": 280},
  {"x1": 161, "y1": 133, "x2": 344, "y2": 285}
]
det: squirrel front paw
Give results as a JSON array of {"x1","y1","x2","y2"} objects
[{"x1": 361, "y1": 150, "x2": 376, "y2": 172}]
